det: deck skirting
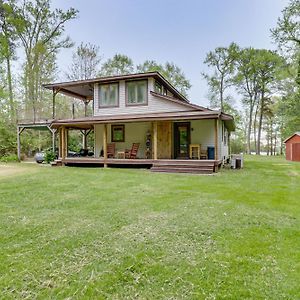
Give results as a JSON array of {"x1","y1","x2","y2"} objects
[{"x1": 56, "y1": 157, "x2": 222, "y2": 174}]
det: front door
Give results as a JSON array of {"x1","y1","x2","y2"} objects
[{"x1": 174, "y1": 122, "x2": 190, "y2": 159}]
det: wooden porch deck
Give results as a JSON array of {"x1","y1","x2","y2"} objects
[{"x1": 54, "y1": 157, "x2": 222, "y2": 174}]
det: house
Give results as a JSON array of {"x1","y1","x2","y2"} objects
[
  {"x1": 284, "y1": 132, "x2": 300, "y2": 162},
  {"x1": 42, "y1": 72, "x2": 235, "y2": 173}
]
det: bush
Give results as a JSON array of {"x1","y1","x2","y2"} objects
[
  {"x1": 44, "y1": 150, "x2": 56, "y2": 163},
  {"x1": 0, "y1": 154, "x2": 19, "y2": 162}
]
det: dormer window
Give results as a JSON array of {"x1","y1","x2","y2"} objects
[
  {"x1": 126, "y1": 80, "x2": 148, "y2": 106},
  {"x1": 99, "y1": 83, "x2": 119, "y2": 107},
  {"x1": 154, "y1": 80, "x2": 168, "y2": 96}
]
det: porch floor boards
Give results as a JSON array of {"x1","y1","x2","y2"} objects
[{"x1": 54, "y1": 157, "x2": 221, "y2": 174}]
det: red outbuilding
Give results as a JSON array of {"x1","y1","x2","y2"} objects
[{"x1": 284, "y1": 132, "x2": 300, "y2": 161}]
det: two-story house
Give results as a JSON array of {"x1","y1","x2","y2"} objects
[{"x1": 44, "y1": 72, "x2": 235, "y2": 173}]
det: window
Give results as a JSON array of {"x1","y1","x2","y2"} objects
[
  {"x1": 154, "y1": 81, "x2": 167, "y2": 96},
  {"x1": 99, "y1": 83, "x2": 119, "y2": 107},
  {"x1": 111, "y1": 125, "x2": 125, "y2": 142},
  {"x1": 126, "y1": 80, "x2": 147, "y2": 105}
]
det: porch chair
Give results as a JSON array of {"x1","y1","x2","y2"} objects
[
  {"x1": 125, "y1": 143, "x2": 140, "y2": 159},
  {"x1": 107, "y1": 143, "x2": 116, "y2": 158},
  {"x1": 200, "y1": 148, "x2": 208, "y2": 159}
]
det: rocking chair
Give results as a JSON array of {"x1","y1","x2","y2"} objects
[{"x1": 125, "y1": 143, "x2": 140, "y2": 159}]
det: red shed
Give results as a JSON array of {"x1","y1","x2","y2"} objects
[{"x1": 284, "y1": 132, "x2": 300, "y2": 161}]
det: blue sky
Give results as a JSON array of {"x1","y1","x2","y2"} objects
[{"x1": 52, "y1": 0, "x2": 289, "y2": 106}]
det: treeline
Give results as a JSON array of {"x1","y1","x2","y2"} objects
[{"x1": 1, "y1": 0, "x2": 300, "y2": 158}]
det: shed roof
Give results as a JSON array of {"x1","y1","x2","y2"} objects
[
  {"x1": 43, "y1": 72, "x2": 188, "y2": 103},
  {"x1": 283, "y1": 132, "x2": 300, "y2": 143},
  {"x1": 50, "y1": 110, "x2": 235, "y2": 131}
]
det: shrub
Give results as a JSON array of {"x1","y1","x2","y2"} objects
[
  {"x1": 44, "y1": 150, "x2": 56, "y2": 163},
  {"x1": 0, "y1": 154, "x2": 19, "y2": 162}
]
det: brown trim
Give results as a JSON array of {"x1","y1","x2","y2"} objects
[
  {"x1": 125, "y1": 79, "x2": 148, "y2": 107},
  {"x1": 111, "y1": 124, "x2": 125, "y2": 142},
  {"x1": 98, "y1": 82, "x2": 119, "y2": 108},
  {"x1": 50, "y1": 111, "x2": 225, "y2": 129},
  {"x1": 174, "y1": 122, "x2": 191, "y2": 159}
]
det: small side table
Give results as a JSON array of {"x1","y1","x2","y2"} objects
[{"x1": 117, "y1": 151, "x2": 125, "y2": 159}]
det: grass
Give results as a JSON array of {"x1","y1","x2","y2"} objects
[{"x1": 0, "y1": 156, "x2": 299, "y2": 299}]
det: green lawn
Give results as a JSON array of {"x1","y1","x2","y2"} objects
[{"x1": 0, "y1": 156, "x2": 299, "y2": 299}]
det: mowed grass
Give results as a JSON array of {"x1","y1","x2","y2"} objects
[{"x1": 0, "y1": 156, "x2": 299, "y2": 299}]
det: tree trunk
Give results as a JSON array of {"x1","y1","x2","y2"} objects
[
  {"x1": 6, "y1": 56, "x2": 15, "y2": 122},
  {"x1": 253, "y1": 101, "x2": 259, "y2": 153},
  {"x1": 220, "y1": 76, "x2": 224, "y2": 111},
  {"x1": 256, "y1": 91, "x2": 264, "y2": 155},
  {"x1": 247, "y1": 106, "x2": 253, "y2": 154}
]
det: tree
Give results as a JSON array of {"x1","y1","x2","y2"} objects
[
  {"x1": 0, "y1": 0, "x2": 19, "y2": 121},
  {"x1": 67, "y1": 42, "x2": 101, "y2": 81},
  {"x1": 202, "y1": 42, "x2": 238, "y2": 111},
  {"x1": 100, "y1": 54, "x2": 134, "y2": 76},
  {"x1": 137, "y1": 60, "x2": 191, "y2": 97},
  {"x1": 11, "y1": 0, "x2": 78, "y2": 121},
  {"x1": 255, "y1": 50, "x2": 283, "y2": 154},
  {"x1": 271, "y1": 0, "x2": 300, "y2": 141},
  {"x1": 271, "y1": 0, "x2": 300, "y2": 85},
  {"x1": 234, "y1": 47, "x2": 261, "y2": 153}
]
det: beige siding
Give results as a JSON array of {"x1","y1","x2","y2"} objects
[
  {"x1": 190, "y1": 119, "x2": 229, "y2": 160},
  {"x1": 94, "y1": 122, "x2": 151, "y2": 158},
  {"x1": 190, "y1": 120, "x2": 215, "y2": 153},
  {"x1": 93, "y1": 78, "x2": 191, "y2": 116}
]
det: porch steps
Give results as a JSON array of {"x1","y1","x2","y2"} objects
[
  {"x1": 150, "y1": 160, "x2": 215, "y2": 174},
  {"x1": 51, "y1": 159, "x2": 63, "y2": 167}
]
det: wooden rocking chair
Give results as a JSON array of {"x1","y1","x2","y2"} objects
[
  {"x1": 125, "y1": 143, "x2": 140, "y2": 159},
  {"x1": 107, "y1": 143, "x2": 115, "y2": 158}
]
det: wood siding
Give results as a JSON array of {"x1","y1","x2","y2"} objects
[
  {"x1": 93, "y1": 78, "x2": 191, "y2": 116},
  {"x1": 157, "y1": 121, "x2": 172, "y2": 159},
  {"x1": 285, "y1": 135, "x2": 300, "y2": 161}
]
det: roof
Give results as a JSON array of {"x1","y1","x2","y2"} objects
[
  {"x1": 50, "y1": 110, "x2": 235, "y2": 131},
  {"x1": 283, "y1": 132, "x2": 300, "y2": 143},
  {"x1": 43, "y1": 72, "x2": 188, "y2": 103}
]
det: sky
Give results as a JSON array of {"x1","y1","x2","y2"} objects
[{"x1": 52, "y1": 0, "x2": 290, "y2": 107}]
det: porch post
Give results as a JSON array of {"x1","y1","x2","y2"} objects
[
  {"x1": 51, "y1": 129, "x2": 56, "y2": 152},
  {"x1": 214, "y1": 119, "x2": 219, "y2": 160},
  {"x1": 153, "y1": 121, "x2": 158, "y2": 160},
  {"x1": 103, "y1": 124, "x2": 107, "y2": 168},
  {"x1": 61, "y1": 126, "x2": 66, "y2": 160},
  {"x1": 52, "y1": 88, "x2": 56, "y2": 119},
  {"x1": 58, "y1": 128, "x2": 62, "y2": 158},
  {"x1": 65, "y1": 128, "x2": 69, "y2": 158},
  {"x1": 17, "y1": 126, "x2": 24, "y2": 161}
]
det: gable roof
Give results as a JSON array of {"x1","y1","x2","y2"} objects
[
  {"x1": 43, "y1": 72, "x2": 188, "y2": 103},
  {"x1": 283, "y1": 132, "x2": 300, "y2": 143}
]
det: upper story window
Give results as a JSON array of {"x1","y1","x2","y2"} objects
[
  {"x1": 99, "y1": 83, "x2": 119, "y2": 108},
  {"x1": 154, "y1": 80, "x2": 168, "y2": 96},
  {"x1": 126, "y1": 80, "x2": 148, "y2": 105}
]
